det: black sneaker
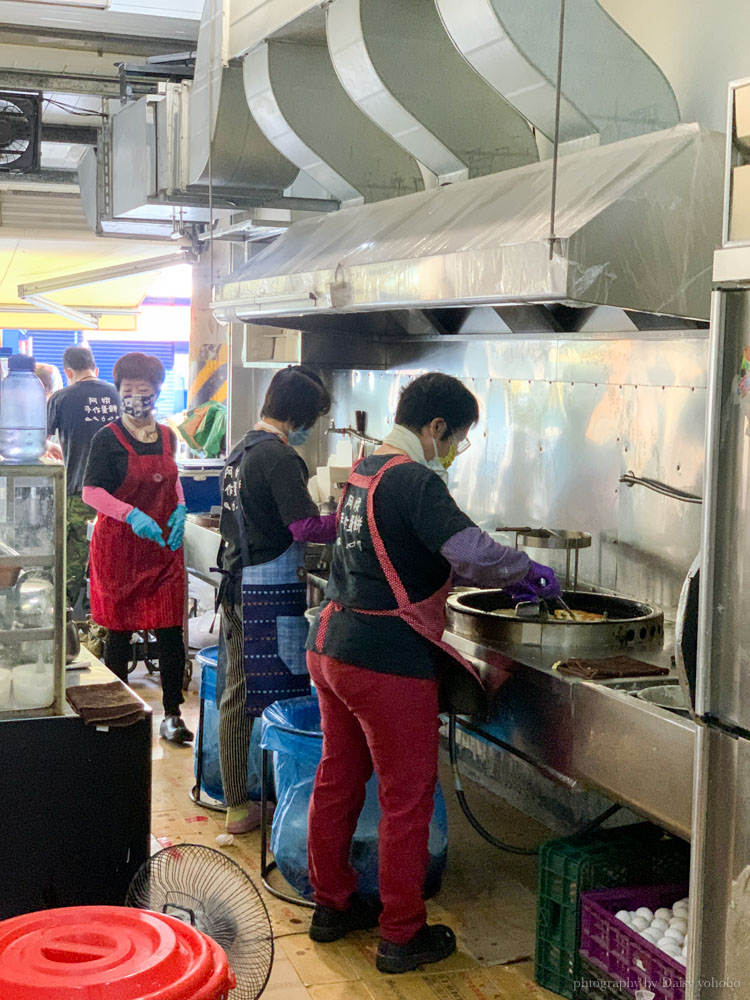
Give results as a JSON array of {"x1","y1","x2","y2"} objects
[
  {"x1": 309, "y1": 896, "x2": 382, "y2": 943},
  {"x1": 160, "y1": 715, "x2": 194, "y2": 744},
  {"x1": 376, "y1": 924, "x2": 456, "y2": 974}
]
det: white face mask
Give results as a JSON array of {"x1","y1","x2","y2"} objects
[{"x1": 428, "y1": 435, "x2": 449, "y2": 484}]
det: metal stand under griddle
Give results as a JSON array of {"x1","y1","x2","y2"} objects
[{"x1": 498, "y1": 527, "x2": 592, "y2": 591}]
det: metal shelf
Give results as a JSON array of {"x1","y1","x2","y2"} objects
[
  {"x1": 0, "y1": 555, "x2": 55, "y2": 569},
  {"x1": 0, "y1": 628, "x2": 54, "y2": 643}
]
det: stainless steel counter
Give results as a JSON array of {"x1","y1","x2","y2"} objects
[
  {"x1": 184, "y1": 518, "x2": 222, "y2": 588},
  {"x1": 447, "y1": 629, "x2": 695, "y2": 840}
]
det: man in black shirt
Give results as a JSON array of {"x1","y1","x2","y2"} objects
[{"x1": 48, "y1": 345, "x2": 121, "y2": 606}]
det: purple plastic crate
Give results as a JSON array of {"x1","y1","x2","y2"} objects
[{"x1": 579, "y1": 884, "x2": 689, "y2": 1000}]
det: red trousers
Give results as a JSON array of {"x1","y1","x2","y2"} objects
[{"x1": 307, "y1": 652, "x2": 440, "y2": 944}]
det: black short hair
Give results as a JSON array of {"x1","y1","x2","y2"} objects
[
  {"x1": 395, "y1": 372, "x2": 479, "y2": 438},
  {"x1": 261, "y1": 365, "x2": 332, "y2": 429},
  {"x1": 112, "y1": 352, "x2": 165, "y2": 391},
  {"x1": 62, "y1": 345, "x2": 96, "y2": 372}
]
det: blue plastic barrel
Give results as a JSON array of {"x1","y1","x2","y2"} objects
[
  {"x1": 194, "y1": 646, "x2": 263, "y2": 802},
  {"x1": 261, "y1": 695, "x2": 448, "y2": 901}
]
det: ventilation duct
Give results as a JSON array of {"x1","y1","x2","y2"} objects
[
  {"x1": 436, "y1": 0, "x2": 680, "y2": 146},
  {"x1": 326, "y1": 0, "x2": 539, "y2": 183},
  {"x1": 243, "y1": 38, "x2": 426, "y2": 205},
  {"x1": 78, "y1": 0, "x2": 333, "y2": 240}
]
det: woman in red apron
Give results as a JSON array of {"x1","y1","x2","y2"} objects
[
  {"x1": 306, "y1": 373, "x2": 561, "y2": 974},
  {"x1": 82, "y1": 353, "x2": 190, "y2": 744}
]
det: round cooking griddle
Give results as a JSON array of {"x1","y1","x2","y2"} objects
[{"x1": 446, "y1": 589, "x2": 664, "y2": 653}]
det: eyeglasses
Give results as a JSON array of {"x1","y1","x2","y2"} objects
[{"x1": 455, "y1": 437, "x2": 471, "y2": 455}]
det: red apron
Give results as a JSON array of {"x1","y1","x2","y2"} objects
[
  {"x1": 90, "y1": 423, "x2": 186, "y2": 632},
  {"x1": 315, "y1": 455, "x2": 487, "y2": 712}
]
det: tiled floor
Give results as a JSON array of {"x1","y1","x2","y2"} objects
[{"x1": 134, "y1": 660, "x2": 562, "y2": 1000}]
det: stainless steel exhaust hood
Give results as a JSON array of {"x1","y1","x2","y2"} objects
[{"x1": 214, "y1": 124, "x2": 724, "y2": 328}]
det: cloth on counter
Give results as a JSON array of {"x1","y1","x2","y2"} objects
[
  {"x1": 289, "y1": 513, "x2": 337, "y2": 544},
  {"x1": 553, "y1": 655, "x2": 670, "y2": 680},
  {"x1": 441, "y1": 526, "x2": 529, "y2": 589},
  {"x1": 66, "y1": 680, "x2": 146, "y2": 726}
]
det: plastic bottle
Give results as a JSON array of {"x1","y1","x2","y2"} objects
[{"x1": 0, "y1": 355, "x2": 47, "y2": 463}]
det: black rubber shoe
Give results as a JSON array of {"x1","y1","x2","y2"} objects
[
  {"x1": 376, "y1": 924, "x2": 456, "y2": 974},
  {"x1": 309, "y1": 896, "x2": 382, "y2": 943},
  {"x1": 160, "y1": 715, "x2": 194, "y2": 744}
]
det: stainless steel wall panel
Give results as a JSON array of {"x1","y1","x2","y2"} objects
[
  {"x1": 536, "y1": 381, "x2": 622, "y2": 591},
  {"x1": 556, "y1": 335, "x2": 709, "y2": 388},
  {"x1": 233, "y1": 330, "x2": 708, "y2": 616},
  {"x1": 617, "y1": 385, "x2": 705, "y2": 610}
]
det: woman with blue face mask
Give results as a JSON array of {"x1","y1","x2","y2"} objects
[{"x1": 216, "y1": 365, "x2": 334, "y2": 834}]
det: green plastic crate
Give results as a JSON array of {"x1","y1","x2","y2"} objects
[{"x1": 534, "y1": 823, "x2": 690, "y2": 999}]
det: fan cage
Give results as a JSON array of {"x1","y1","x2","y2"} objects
[{"x1": 126, "y1": 844, "x2": 274, "y2": 1000}]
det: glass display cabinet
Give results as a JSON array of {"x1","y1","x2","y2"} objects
[{"x1": 0, "y1": 463, "x2": 65, "y2": 716}]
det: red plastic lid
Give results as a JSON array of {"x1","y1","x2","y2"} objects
[{"x1": 0, "y1": 906, "x2": 236, "y2": 1000}]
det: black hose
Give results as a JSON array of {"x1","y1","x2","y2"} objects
[{"x1": 447, "y1": 713, "x2": 622, "y2": 855}]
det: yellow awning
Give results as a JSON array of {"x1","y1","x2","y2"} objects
[{"x1": 0, "y1": 235, "x2": 187, "y2": 332}]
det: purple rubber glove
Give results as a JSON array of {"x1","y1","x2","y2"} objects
[{"x1": 507, "y1": 560, "x2": 561, "y2": 603}]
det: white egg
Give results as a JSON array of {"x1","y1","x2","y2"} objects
[
  {"x1": 641, "y1": 929, "x2": 661, "y2": 944},
  {"x1": 657, "y1": 938, "x2": 680, "y2": 953},
  {"x1": 635, "y1": 907, "x2": 654, "y2": 922},
  {"x1": 616, "y1": 910, "x2": 632, "y2": 925},
  {"x1": 675, "y1": 953, "x2": 686, "y2": 965},
  {"x1": 654, "y1": 907, "x2": 673, "y2": 921},
  {"x1": 630, "y1": 911, "x2": 638, "y2": 920},
  {"x1": 669, "y1": 918, "x2": 688, "y2": 933},
  {"x1": 631, "y1": 916, "x2": 649, "y2": 931},
  {"x1": 664, "y1": 928, "x2": 684, "y2": 944},
  {"x1": 650, "y1": 918, "x2": 668, "y2": 933},
  {"x1": 676, "y1": 897, "x2": 690, "y2": 906},
  {"x1": 673, "y1": 902, "x2": 689, "y2": 915}
]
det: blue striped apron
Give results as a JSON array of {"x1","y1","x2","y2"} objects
[{"x1": 227, "y1": 432, "x2": 311, "y2": 717}]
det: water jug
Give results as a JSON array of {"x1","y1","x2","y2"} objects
[{"x1": 0, "y1": 355, "x2": 47, "y2": 463}]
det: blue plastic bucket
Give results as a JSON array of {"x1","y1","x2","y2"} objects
[
  {"x1": 194, "y1": 645, "x2": 263, "y2": 803},
  {"x1": 261, "y1": 695, "x2": 448, "y2": 901}
]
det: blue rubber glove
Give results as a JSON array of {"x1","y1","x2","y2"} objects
[
  {"x1": 167, "y1": 503, "x2": 188, "y2": 552},
  {"x1": 507, "y1": 560, "x2": 561, "y2": 603},
  {"x1": 126, "y1": 507, "x2": 165, "y2": 547}
]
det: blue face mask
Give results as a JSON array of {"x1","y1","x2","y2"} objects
[{"x1": 288, "y1": 426, "x2": 312, "y2": 447}]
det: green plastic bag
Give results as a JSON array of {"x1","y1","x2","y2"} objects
[{"x1": 177, "y1": 402, "x2": 227, "y2": 458}]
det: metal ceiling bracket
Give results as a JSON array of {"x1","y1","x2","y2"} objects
[
  {"x1": 18, "y1": 251, "x2": 191, "y2": 298},
  {"x1": 23, "y1": 295, "x2": 99, "y2": 330}
]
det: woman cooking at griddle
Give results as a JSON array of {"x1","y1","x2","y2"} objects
[{"x1": 306, "y1": 372, "x2": 561, "y2": 975}]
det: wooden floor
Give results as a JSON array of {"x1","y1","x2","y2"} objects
[{"x1": 135, "y1": 661, "x2": 563, "y2": 1000}]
